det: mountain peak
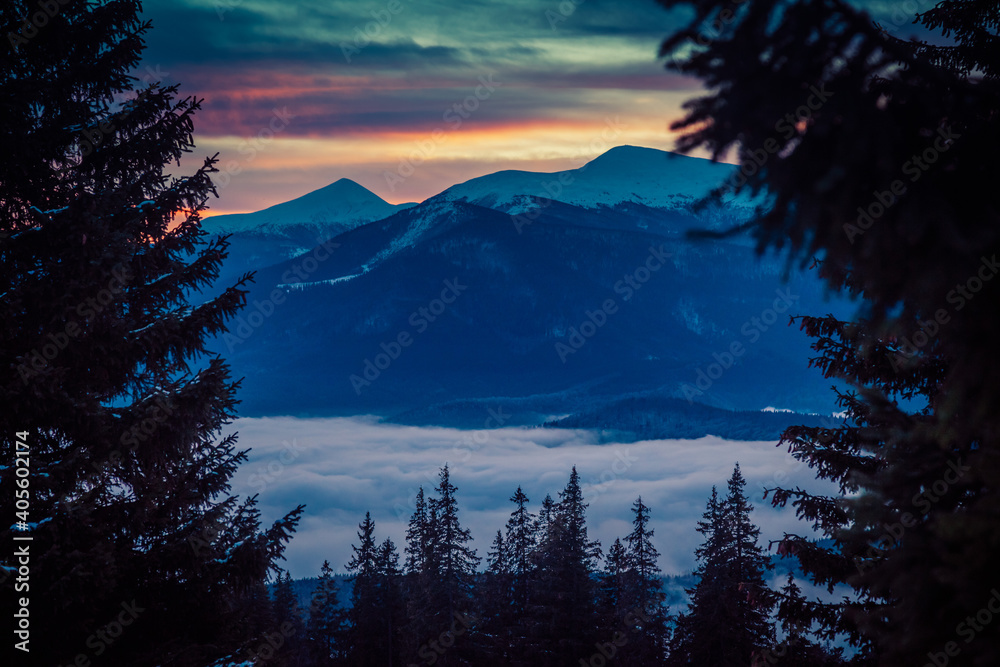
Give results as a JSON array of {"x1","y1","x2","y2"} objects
[
  {"x1": 203, "y1": 178, "x2": 412, "y2": 235},
  {"x1": 287, "y1": 178, "x2": 389, "y2": 209},
  {"x1": 320, "y1": 177, "x2": 373, "y2": 194},
  {"x1": 584, "y1": 145, "x2": 711, "y2": 171},
  {"x1": 591, "y1": 144, "x2": 665, "y2": 160}
]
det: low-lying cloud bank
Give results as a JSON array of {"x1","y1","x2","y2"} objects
[{"x1": 225, "y1": 416, "x2": 835, "y2": 579}]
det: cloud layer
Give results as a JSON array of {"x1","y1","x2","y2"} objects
[{"x1": 225, "y1": 416, "x2": 836, "y2": 579}]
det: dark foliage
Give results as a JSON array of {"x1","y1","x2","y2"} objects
[
  {"x1": 658, "y1": 0, "x2": 1000, "y2": 663},
  {"x1": 0, "y1": 2, "x2": 301, "y2": 665}
]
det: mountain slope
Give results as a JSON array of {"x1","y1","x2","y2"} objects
[
  {"x1": 214, "y1": 197, "x2": 843, "y2": 418},
  {"x1": 202, "y1": 145, "x2": 846, "y2": 424}
]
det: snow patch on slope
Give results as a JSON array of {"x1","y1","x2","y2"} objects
[
  {"x1": 368, "y1": 200, "x2": 460, "y2": 267},
  {"x1": 280, "y1": 273, "x2": 364, "y2": 290}
]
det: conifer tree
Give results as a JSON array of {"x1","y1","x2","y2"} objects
[
  {"x1": 375, "y1": 537, "x2": 405, "y2": 667},
  {"x1": 503, "y1": 486, "x2": 536, "y2": 662},
  {"x1": 307, "y1": 560, "x2": 346, "y2": 667},
  {"x1": 348, "y1": 512, "x2": 379, "y2": 579},
  {"x1": 625, "y1": 497, "x2": 662, "y2": 609},
  {"x1": 346, "y1": 512, "x2": 386, "y2": 666},
  {"x1": 273, "y1": 570, "x2": 307, "y2": 666},
  {"x1": 404, "y1": 487, "x2": 430, "y2": 574},
  {"x1": 669, "y1": 485, "x2": 725, "y2": 666},
  {"x1": 724, "y1": 464, "x2": 775, "y2": 661},
  {"x1": 670, "y1": 468, "x2": 774, "y2": 666},
  {"x1": 657, "y1": 0, "x2": 1000, "y2": 660},
  {"x1": 768, "y1": 573, "x2": 844, "y2": 667},
  {"x1": 243, "y1": 579, "x2": 280, "y2": 657},
  {"x1": 658, "y1": 0, "x2": 1000, "y2": 435},
  {"x1": 622, "y1": 496, "x2": 669, "y2": 665},
  {"x1": 401, "y1": 469, "x2": 479, "y2": 666},
  {"x1": 600, "y1": 537, "x2": 630, "y2": 626},
  {"x1": 402, "y1": 486, "x2": 436, "y2": 662},
  {"x1": 764, "y1": 313, "x2": 956, "y2": 664},
  {"x1": 528, "y1": 467, "x2": 602, "y2": 666},
  {"x1": 274, "y1": 570, "x2": 299, "y2": 619},
  {"x1": 487, "y1": 529, "x2": 509, "y2": 575},
  {"x1": 425, "y1": 465, "x2": 481, "y2": 665},
  {"x1": 506, "y1": 486, "x2": 536, "y2": 616},
  {"x1": 537, "y1": 493, "x2": 557, "y2": 534},
  {"x1": 480, "y1": 529, "x2": 514, "y2": 663},
  {"x1": 0, "y1": 2, "x2": 301, "y2": 664}
]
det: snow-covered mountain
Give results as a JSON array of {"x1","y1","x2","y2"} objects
[
  {"x1": 285, "y1": 147, "x2": 759, "y2": 285},
  {"x1": 206, "y1": 145, "x2": 847, "y2": 423},
  {"x1": 435, "y1": 145, "x2": 754, "y2": 214},
  {"x1": 203, "y1": 178, "x2": 414, "y2": 237}
]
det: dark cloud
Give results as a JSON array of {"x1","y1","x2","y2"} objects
[
  {"x1": 139, "y1": 0, "x2": 688, "y2": 138},
  {"x1": 146, "y1": 54, "x2": 695, "y2": 138}
]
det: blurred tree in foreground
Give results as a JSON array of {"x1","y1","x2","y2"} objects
[{"x1": 658, "y1": 0, "x2": 1000, "y2": 663}]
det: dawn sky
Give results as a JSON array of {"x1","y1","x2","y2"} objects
[{"x1": 140, "y1": 0, "x2": 921, "y2": 214}]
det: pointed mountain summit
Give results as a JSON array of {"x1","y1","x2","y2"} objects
[
  {"x1": 435, "y1": 145, "x2": 751, "y2": 214},
  {"x1": 203, "y1": 178, "x2": 414, "y2": 236}
]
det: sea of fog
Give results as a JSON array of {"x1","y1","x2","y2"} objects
[{"x1": 224, "y1": 416, "x2": 836, "y2": 579}]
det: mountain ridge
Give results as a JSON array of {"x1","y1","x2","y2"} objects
[{"x1": 204, "y1": 145, "x2": 847, "y2": 425}]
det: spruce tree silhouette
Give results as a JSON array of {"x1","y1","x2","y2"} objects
[{"x1": 0, "y1": 2, "x2": 302, "y2": 664}]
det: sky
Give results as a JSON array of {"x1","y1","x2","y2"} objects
[
  {"x1": 139, "y1": 0, "x2": 925, "y2": 215},
  {"x1": 226, "y1": 416, "x2": 838, "y2": 579},
  {"x1": 140, "y1": 0, "x2": 697, "y2": 214}
]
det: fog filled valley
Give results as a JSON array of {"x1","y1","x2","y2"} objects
[{"x1": 226, "y1": 416, "x2": 836, "y2": 579}]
